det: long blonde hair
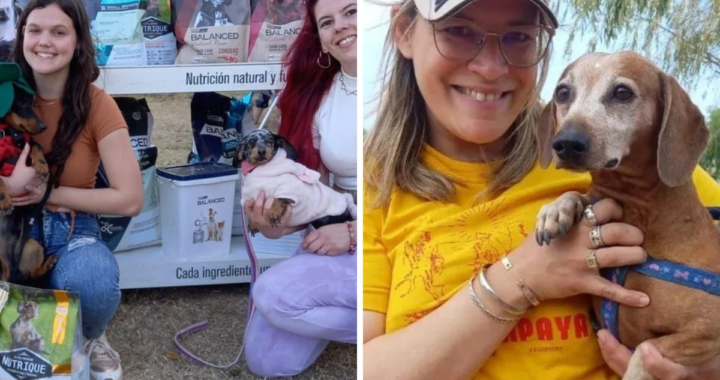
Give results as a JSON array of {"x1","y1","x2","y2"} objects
[{"x1": 364, "y1": 0, "x2": 554, "y2": 207}]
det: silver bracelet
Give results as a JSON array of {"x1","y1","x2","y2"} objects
[
  {"x1": 477, "y1": 264, "x2": 527, "y2": 316},
  {"x1": 467, "y1": 276, "x2": 519, "y2": 324}
]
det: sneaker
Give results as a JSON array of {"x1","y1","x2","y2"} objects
[{"x1": 85, "y1": 335, "x2": 122, "y2": 380}]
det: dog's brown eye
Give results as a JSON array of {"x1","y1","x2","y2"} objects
[
  {"x1": 555, "y1": 85, "x2": 571, "y2": 103},
  {"x1": 613, "y1": 85, "x2": 634, "y2": 101}
]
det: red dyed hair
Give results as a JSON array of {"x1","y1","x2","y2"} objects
[{"x1": 277, "y1": 0, "x2": 340, "y2": 170}]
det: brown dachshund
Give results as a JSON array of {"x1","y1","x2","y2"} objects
[{"x1": 535, "y1": 51, "x2": 720, "y2": 380}]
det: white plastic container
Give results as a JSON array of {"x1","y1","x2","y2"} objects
[{"x1": 156, "y1": 162, "x2": 239, "y2": 261}]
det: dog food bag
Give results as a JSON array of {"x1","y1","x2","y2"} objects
[
  {"x1": 84, "y1": 0, "x2": 147, "y2": 66},
  {"x1": 247, "y1": 0, "x2": 305, "y2": 62},
  {"x1": 172, "y1": 0, "x2": 252, "y2": 64},
  {"x1": 140, "y1": 0, "x2": 178, "y2": 65},
  {"x1": 97, "y1": 146, "x2": 161, "y2": 252},
  {"x1": 0, "y1": 282, "x2": 88, "y2": 380},
  {"x1": 96, "y1": 97, "x2": 161, "y2": 252}
]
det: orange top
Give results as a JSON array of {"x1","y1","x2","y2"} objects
[{"x1": 33, "y1": 84, "x2": 127, "y2": 191}]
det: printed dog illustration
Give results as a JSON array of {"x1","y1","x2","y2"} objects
[
  {"x1": 10, "y1": 301, "x2": 47, "y2": 354},
  {"x1": 266, "y1": 0, "x2": 304, "y2": 25},
  {"x1": 216, "y1": 220, "x2": 224, "y2": 241},
  {"x1": 0, "y1": 0, "x2": 16, "y2": 42},
  {"x1": 234, "y1": 129, "x2": 356, "y2": 236},
  {"x1": 534, "y1": 51, "x2": 720, "y2": 380},
  {"x1": 206, "y1": 208, "x2": 218, "y2": 241}
]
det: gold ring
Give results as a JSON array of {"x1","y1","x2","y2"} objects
[
  {"x1": 586, "y1": 250, "x2": 599, "y2": 269},
  {"x1": 583, "y1": 204, "x2": 599, "y2": 226},
  {"x1": 589, "y1": 226, "x2": 605, "y2": 248}
]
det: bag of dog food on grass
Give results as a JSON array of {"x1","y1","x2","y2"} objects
[
  {"x1": 95, "y1": 97, "x2": 161, "y2": 252},
  {"x1": 247, "y1": 0, "x2": 305, "y2": 62},
  {"x1": 172, "y1": 0, "x2": 252, "y2": 64},
  {"x1": 97, "y1": 146, "x2": 161, "y2": 252},
  {"x1": 0, "y1": 283, "x2": 88, "y2": 380}
]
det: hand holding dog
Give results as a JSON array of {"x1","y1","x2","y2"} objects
[
  {"x1": 2, "y1": 145, "x2": 43, "y2": 197},
  {"x1": 598, "y1": 329, "x2": 720, "y2": 379},
  {"x1": 500, "y1": 198, "x2": 649, "y2": 308},
  {"x1": 302, "y1": 221, "x2": 354, "y2": 256}
]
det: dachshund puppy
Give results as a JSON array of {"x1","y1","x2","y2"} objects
[
  {"x1": 234, "y1": 129, "x2": 356, "y2": 236},
  {"x1": 10, "y1": 301, "x2": 47, "y2": 355}
]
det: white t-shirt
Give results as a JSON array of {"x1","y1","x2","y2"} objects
[{"x1": 312, "y1": 68, "x2": 357, "y2": 191}]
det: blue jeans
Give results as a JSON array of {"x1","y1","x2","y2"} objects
[{"x1": 29, "y1": 210, "x2": 121, "y2": 340}]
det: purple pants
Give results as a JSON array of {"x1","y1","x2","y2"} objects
[{"x1": 244, "y1": 247, "x2": 357, "y2": 378}]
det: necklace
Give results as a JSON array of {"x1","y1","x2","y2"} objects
[
  {"x1": 33, "y1": 96, "x2": 61, "y2": 107},
  {"x1": 339, "y1": 72, "x2": 357, "y2": 96}
]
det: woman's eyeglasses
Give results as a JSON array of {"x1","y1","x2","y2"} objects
[{"x1": 430, "y1": 21, "x2": 554, "y2": 67}]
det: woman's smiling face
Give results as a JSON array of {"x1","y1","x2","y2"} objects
[
  {"x1": 314, "y1": 0, "x2": 357, "y2": 74},
  {"x1": 23, "y1": 3, "x2": 78, "y2": 79},
  {"x1": 396, "y1": 0, "x2": 542, "y2": 159}
]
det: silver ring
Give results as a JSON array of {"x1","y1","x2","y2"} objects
[
  {"x1": 586, "y1": 250, "x2": 599, "y2": 269},
  {"x1": 583, "y1": 204, "x2": 599, "y2": 226},
  {"x1": 589, "y1": 226, "x2": 605, "y2": 248},
  {"x1": 319, "y1": 248, "x2": 327, "y2": 254}
]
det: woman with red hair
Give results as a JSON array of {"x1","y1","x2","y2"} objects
[{"x1": 242, "y1": 0, "x2": 357, "y2": 376}]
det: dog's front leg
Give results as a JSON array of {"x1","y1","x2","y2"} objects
[
  {"x1": 0, "y1": 178, "x2": 14, "y2": 215},
  {"x1": 29, "y1": 144, "x2": 49, "y2": 183},
  {"x1": 19, "y1": 238, "x2": 56, "y2": 281},
  {"x1": 267, "y1": 198, "x2": 295, "y2": 228},
  {"x1": 535, "y1": 191, "x2": 591, "y2": 245}
]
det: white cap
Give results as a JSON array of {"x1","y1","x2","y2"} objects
[{"x1": 413, "y1": 0, "x2": 559, "y2": 28}]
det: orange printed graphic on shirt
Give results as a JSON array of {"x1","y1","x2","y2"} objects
[{"x1": 395, "y1": 230, "x2": 447, "y2": 300}]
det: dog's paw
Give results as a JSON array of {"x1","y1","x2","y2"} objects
[
  {"x1": 535, "y1": 192, "x2": 586, "y2": 246},
  {"x1": 0, "y1": 192, "x2": 13, "y2": 216}
]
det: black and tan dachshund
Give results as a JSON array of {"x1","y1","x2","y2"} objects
[{"x1": 0, "y1": 89, "x2": 56, "y2": 285}]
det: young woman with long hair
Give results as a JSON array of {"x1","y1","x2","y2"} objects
[
  {"x1": 7, "y1": 0, "x2": 143, "y2": 378},
  {"x1": 241, "y1": 0, "x2": 358, "y2": 377}
]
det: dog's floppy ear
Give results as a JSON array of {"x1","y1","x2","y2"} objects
[
  {"x1": 537, "y1": 101, "x2": 557, "y2": 169},
  {"x1": 233, "y1": 138, "x2": 248, "y2": 168},
  {"x1": 276, "y1": 135, "x2": 299, "y2": 161},
  {"x1": 657, "y1": 73, "x2": 709, "y2": 187}
]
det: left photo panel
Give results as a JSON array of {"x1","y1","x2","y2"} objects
[{"x1": 0, "y1": 0, "x2": 359, "y2": 378}]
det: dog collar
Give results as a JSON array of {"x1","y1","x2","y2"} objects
[{"x1": 241, "y1": 161, "x2": 257, "y2": 176}]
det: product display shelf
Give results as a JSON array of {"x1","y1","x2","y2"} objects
[
  {"x1": 96, "y1": 62, "x2": 285, "y2": 95},
  {"x1": 96, "y1": 62, "x2": 291, "y2": 289},
  {"x1": 115, "y1": 232, "x2": 302, "y2": 289}
]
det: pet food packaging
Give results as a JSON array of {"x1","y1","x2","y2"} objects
[
  {"x1": 0, "y1": 282, "x2": 88, "y2": 380},
  {"x1": 186, "y1": 92, "x2": 253, "y2": 236},
  {"x1": 156, "y1": 162, "x2": 239, "y2": 260},
  {"x1": 97, "y1": 146, "x2": 162, "y2": 252},
  {"x1": 84, "y1": 0, "x2": 147, "y2": 66},
  {"x1": 247, "y1": 0, "x2": 306, "y2": 62},
  {"x1": 140, "y1": 0, "x2": 178, "y2": 64},
  {"x1": 171, "y1": 0, "x2": 252, "y2": 64},
  {"x1": 95, "y1": 98, "x2": 162, "y2": 252}
]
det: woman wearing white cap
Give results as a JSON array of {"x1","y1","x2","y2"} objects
[{"x1": 363, "y1": 0, "x2": 720, "y2": 379}]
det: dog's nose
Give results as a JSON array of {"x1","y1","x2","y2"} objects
[{"x1": 552, "y1": 128, "x2": 590, "y2": 161}]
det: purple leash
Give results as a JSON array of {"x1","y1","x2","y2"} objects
[{"x1": 173, "y1": 205, "x2": 259, "y2": 368}]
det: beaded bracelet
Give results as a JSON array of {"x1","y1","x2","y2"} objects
[
  {"x1": 346, "y1": 221, "x2": 356, "y2": 255},
  {"x1": 467, "y1": 275, "x2": 519, "y2": 324}
]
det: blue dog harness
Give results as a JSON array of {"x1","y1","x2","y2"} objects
[{"x1": 594, "y1": 207, "x2": 720, "y2": 340}]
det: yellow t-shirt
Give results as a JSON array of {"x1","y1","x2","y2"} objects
[{"x1": 363, "y1": 144, "x2": 720, "y2": 380}]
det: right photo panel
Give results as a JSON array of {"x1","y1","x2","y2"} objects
[{"x1": 362, "y1": 0, "x2": 720, "y2": 379}]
